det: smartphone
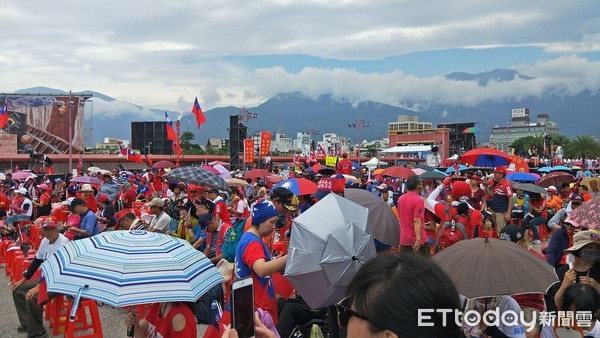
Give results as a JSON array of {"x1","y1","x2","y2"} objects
[{"x1": 232, "y1": 277, "x2": 255, "y2": 338}]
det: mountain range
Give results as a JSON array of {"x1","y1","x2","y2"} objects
[{"x1": 14, "y1": 68, "x2": 600, "y2": 147}]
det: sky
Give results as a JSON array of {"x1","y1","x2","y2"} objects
[{"x1": 1, "y1": 0, "x2": 600, "y2": 116}]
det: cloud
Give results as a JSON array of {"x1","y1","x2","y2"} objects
[{"x1": 87, "y1": 98, "x2": 157, "y2": 120}]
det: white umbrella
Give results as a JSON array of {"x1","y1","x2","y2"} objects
[{"x1": 285, "y1": 194, "x2": 376, "y2": 309}]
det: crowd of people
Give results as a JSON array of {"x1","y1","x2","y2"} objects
[{"x1": 0, "y1": 159, "x2": 599, "y2": 338}]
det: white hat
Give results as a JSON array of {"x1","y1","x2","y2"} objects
[
  {"x1": 80, "y1": 184, "x2": 94, "y2": 192},
  {"x1": 14, "y1": 187, "x2": 27, "y2": 195},
  {"x1": 547, "y1": 185, "x2": 557, "y2": 192}
]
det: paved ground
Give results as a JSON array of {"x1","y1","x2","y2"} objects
[{"x1": 0, "y1": 265, "x2": 208, "y2": 337}]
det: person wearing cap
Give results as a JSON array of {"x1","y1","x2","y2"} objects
[
  {"x1": 118, "y1": 212, "x2": 146, "y2": 231},
  {"x1": 136, "y1": 178, "x2": 151, "y2": 201},
  {"x1": 427, "y1": 177, "x2": 484, "y2": 241},
  {"x1": 6, "y1": 188, "x2": 33, "y2": 228},
  {"x1": 548, "y1": 230, "x2": 600, "y2": 312},
  {"x1": 122, "y1": 181, "x2": 137, "y2": 209},
  {"x1": 147, "y1": 198, "x2": 171, "y2": 234},
  {"x1": 399, "y1": 176, "x2": 430, "y2": 256},
  {"x1": 483, "y1": 166, "x2": 513, "y2": 234},
  {"x1": 589, "y1": 180, "x2": 600, "y2": 198},
  {"x1": 98, "y1": 172, "x2": 118, "y2": 203},
  {"x1": 66, "y1": 197, "x2": 99, "y2": 240},
  {"x1": 170, "y1": 182, "x2": 188, "y2": 205},
  {"x1": 206, "y1": 188, "x2": 231, "y2": 225},
  {"x1": 546, "y1": 214, "x2": 585, "y2": 270},
  {"x1": 235, "y1": 200, "x2": 287, "y2": 324},
  {"x1": 12, "y1": 218, "x2": 70, "y2": 337},
  {"x1": 80, "y1": 183, "x2": 98, "y2": 213},
  {"x1": 336, "y1": 152, "x2": 353, "y2": 175},
  {"x1": 547, "y1": 195, "x2": 585, "y2": 232},
  {"x1": 96, "y1": 194, "x2": 116, "y2": 232},
  {"x1": 52, "y1": 178, "x2": 66, "y2": 201},
  {"x1": 32, "y1": 183, "x2": 52, "y2": 217},
  {"x1": 228, "y1": 188, "x2": 249, "y2": 222},
  {"x1": 468, "y1": 175, "x2": 487, "y2": 212},
  {"x1": 545, "y1": 185, "x2": 563, "y2": 220},
  {"x1": 498, "y1": 224, "x2": 545, "y2": 336},
  {"x1": 203, "y1": 210, "x2": 232, "y2": 264}
]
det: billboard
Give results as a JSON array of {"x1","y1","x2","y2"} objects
[
  {"x1": 511, "y1": 108, "x2": 529, "y2": 118},
  {"x1": 0, "y1": 94, "x2": 88, "y2": 154}
]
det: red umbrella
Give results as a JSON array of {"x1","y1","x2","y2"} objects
[
  {"x1": 152, "y1": 160, "x2": 175, "y2": 169},
  {"x1": 264, "y1": 175, "x2": 284, "y2": 184},
  {"x1": 310, "y1": 163, "x2": 326, "y2": 173},
  {"x1": 381, "y1": 166, "x2": 414, "y2": 179},
  {"x1": 568, "y1": 196, "x2": 599, "y2": 230},
  {"x1": 538, "y1": 171, "x2": 575, "y2": 188},
  {"x1": 243, "y1": 168, "x2": 270, "y2": 179},
  {"x1": 461, "y1": 148, "x2": 511, "y2": 167},
  {"x1": 201, "y1": 165, "x2": 220, "y2": 175},
  {"x1": 273, "y1": 178, "x2": 317, "y2": 195}
]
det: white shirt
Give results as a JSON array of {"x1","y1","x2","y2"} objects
[
  {"x1": 149, "y1": 211, "x2": 171, "y2": 234},
  {"x1": 36, "y1": 233, "x2": 70, "y2": 261},
  {"x1": 461, "y1": 295, "x2": 526, "y2": 338}
]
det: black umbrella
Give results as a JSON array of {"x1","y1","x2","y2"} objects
[
  {"x1": 513, "y1": 183, "x2": 549, "y2": 196},
  {"x1": 420, "y1": 171, "x2": 448, "y2": 180},
  {"x1": 163, "y1": 166, "x2": 230, "y2": 192}
]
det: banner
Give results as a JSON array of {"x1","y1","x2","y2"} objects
[
  {"x1": 316, "y1": 144, "x2": 326, "y2": 158},
  {"x1": 509, "y1": 155, "x2": 530, "y2": 173},
  {"x1": 259, "y1": 131, "x2": 272, "y2": 156},
  {"x1": 325, "y1": 156, "x2": 337, "y2": 167},
  {"x1": 244, "y1": 139, "x2": 255, "y2": 163}
]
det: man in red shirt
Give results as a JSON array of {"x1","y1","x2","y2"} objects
[
  {"x1": 398, "y1": 175, "x2": 429, "y2": 257},
  {"x1": 207, "y1": 188, "x2": 231, "y2": 224},
  {"x1": 0, "y1": 183, "x2": 11, "y2": 218},
  {"x1": 336, "y1": 152, "x2": 353, "y2": 175},
  {"x1": 483, "y1": 166, "x2": 512, "y2": 234}
]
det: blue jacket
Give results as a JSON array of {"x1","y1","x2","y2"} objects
[{"x1": 546, "y1": 227, "x2": 570, "y2": 268}]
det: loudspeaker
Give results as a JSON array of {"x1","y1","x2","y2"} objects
[
  {"x1": 131, "y1": 122, "x2": 172, "y2": 155},
  {"x1": 229, "y1": 115, "x2": 247, "y2": 170}
]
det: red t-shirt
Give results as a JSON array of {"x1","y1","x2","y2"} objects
[
  {"x1": 84, "y1": 195, "x2": 98, "y2": 213},
  {"x1": 398, "y1": 192, "x2": 427, "y2": 246},
  {"x1": 336, "y1": 158, "x2": 352, "y2": 175},
  {"x1": 145, "y1": 302, "x2": 197, "y2": 337},
  {"x1": 214, "y1": 199, "x2": 232, "y2": 224},
  {"x1": 433, "y1": 203, "x2": 483, "y2": 239},
  {"x1": 0, "y1": 193, "x2": 10, "y2": 211},
  {"x1": 122, "y1": 188, "x2": 137, "y2": 208},
  {"x1": 242, "y1": 240, "x2": 278, "y2": 323},
  {"x1": 529, "y1": 198, "x2": 547, "y2": 218}
]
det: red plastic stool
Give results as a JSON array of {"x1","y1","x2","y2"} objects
[
  {"x1": 29, "y1": 226, "x2": 42, "y2": 249},
  {"x1": 47, "y1": 295, "x2": 70, "y2": 335},
  {"x1": 12, "y1": 255, "x2": 26, "y2": 284},
  {"x1": 7, "y1": 250, "x2": 23, "y2": 277},
  {"x1": 0, "y1": 239, "x2": 11, "y2": 266},
  {"x1": 64, "y1": 299, "x2": 104, "y2": 338}
]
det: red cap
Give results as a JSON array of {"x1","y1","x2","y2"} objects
[
  {"x1": 97, "y1": 194, "x2": 109, "y2": 203},
  {"x1": 342, "y1": 152, "x2": 348, "y2": 158},
  {"x1": 451, "y1": 181, "x2": 471, "y2": 201},
  {"x1": 493, "y1": 166, "x2": 507, "y2": 175}
]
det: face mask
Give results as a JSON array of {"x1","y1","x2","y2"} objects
[{"x1": 580, "y1": 249, "x2": 600, "y2": 262}]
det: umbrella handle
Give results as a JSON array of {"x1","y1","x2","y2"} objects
[{"x1": 127, "y1": 325, "x2": 134, "y2": 337}]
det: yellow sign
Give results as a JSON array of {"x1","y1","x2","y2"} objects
[{"x1": 325, "y1": 156, "x2": 337, "y2": 167}]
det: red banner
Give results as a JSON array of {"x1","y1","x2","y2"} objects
[
  {"x1": 259, "y1": 131, "x2": 271, "y2": 156},
  {"x1": 244, "y1": 139, "x2": 255, "y2": 163}
]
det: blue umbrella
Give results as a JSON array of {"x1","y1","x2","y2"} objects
[
  {"x1": 41, "y1": 230, "x2": 224, "y2": 307},
  {"x1": 506, "y1": 172, "x2": 538, "y2": 183},
  {"x1": 537, "y1": 167, "x2": 553, "y2": 173},
  {"x1": 548, "y1": 166, "x2": 572, "y2": 173},
  {"x1": 351, "y1": 161, "x2": 360, "y2": 169},
  {"x1": 445, "y1": 165, "x2": 468, "y2": 174}
]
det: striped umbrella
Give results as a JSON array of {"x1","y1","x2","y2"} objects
[
  {"x1": 462, "y1": 127, "x2": 482, "y2": 134},
  {"x1": 163, "y1": 165, "x2": 230, "y2": 192},
  {"x1": 41, "y1": 230, "x2": 224, "y2": 307}
]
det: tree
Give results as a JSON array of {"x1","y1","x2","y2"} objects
[
  {"x1": 564, "y1": 135, "x2": 600, "y2": 160},
  {"x1": 205, "y1": 139, "x2": 213, "y2": 155},
  {"x1": 511, "y1": 133, "x2": 570, "y2": 157}
]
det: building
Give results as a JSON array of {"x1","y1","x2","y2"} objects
[
  {"x1": 489, "y1": 109, "x2": 560, "y2": 153},
  {"x1": 437, "y1": 122, "x2": 477, "y2": 156},
  {"x1": 273, "y1": 129, "x2": 293, "y2": 153},
  {"x1": 294, "y1": 132, "x2": 311, "y2": 153},
  {"x1": 94, "y1": 137, "x2": 129, "y2": 154},
  {"x1": 388, "y1": 115, "x2": 450, "y2": 163}
]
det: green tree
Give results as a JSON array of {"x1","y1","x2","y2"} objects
[
  {"x1": 205, "y1": 139, "x2": 213, "y2": 155},
  {"x1": 511, "y1": 133, "x2": 570, "y2": 157},
  {"x1": 564, "y1": 135, "x2": 600, "y2": 160}
]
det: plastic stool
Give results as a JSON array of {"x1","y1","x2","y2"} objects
[
  {"x1": 12, "y1": 255, "x2": 26, "y2": 284},
  {"x1": 7, "y1": 250, "x2": 23, "y2": 277},
  {"x1": 0, "y1": 239, "x2": 12, "y2": 266},
  {"x1": 29, "y1": 226, "x2": 42, "y2": 249},
  {"x1": 47, "y1": 295, "x2": 70, "y2": 335},
  {"x1": 64, "y1": 299, "x2": 104, "y2": 338}
]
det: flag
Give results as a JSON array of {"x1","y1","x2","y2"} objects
[
  {"x1": 202, "y1": 304, "x2": 230, "y2": 338},
  {"x1": 127, "y1": 148, "x2": 144, "y2": 164},
  {"x1": 316, "y1": 144, "x2": 326, "y2": 158},
  {"x1": 0, "y1": 98, "x2": 8, "y2": 129},
  {"x1": 117, "y1": 141, "x2": 127, "y2": 155},
  {"x1": 259, "y1": 131, "x2": 272, "y2": 156},
  {"x1": 145, "y1": 154, "x2": 153, "y2": 167},
  {"x1": 172, "y1": 140, "x2": 183, "y2": 156},
  {"x1": 165, "y1": 112, "x2": 177, "y2": 141},
  {"x1": 76, "y1": 155, "x2": 83, "y2": 173},
  {"x1": 192, "y1": 97, "x2": 207, "y2": 128},
  {"x1": 293, "y1": 151, "x2": 300, "y2": 165},
  {"x1": 244, "y1": 138, "x2": 255, "y2": 163}
]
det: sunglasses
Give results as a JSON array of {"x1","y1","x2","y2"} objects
[{"x1": 336, "y1": 296, "x2": 369, "y2": 328}]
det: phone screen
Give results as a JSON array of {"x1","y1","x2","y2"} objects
[{"x1": 232, "y1": 279, "x2": 255, "y2": 338}]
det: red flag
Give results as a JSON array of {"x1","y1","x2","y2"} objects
[
  {"x1": 192, "y1": 97, "x2": 207, "y2": 128},
  {"x1": 316, "y1": 144, "x2": 326, "y2": 158},
  {"x1": 165, "y1": 112, "x2": 177, "y2": 141},
  {"x1": 0, "y1": 98, "x2": 8, "y2": 129},
  {"x1": 259, "y1": 131, "x2": 271, "y2": 156},
  {"x1": 244, "y1": 139, "x2": 255, "y2": 163},
  {"x1": 202, "y1": 306, "x2": 230, "y2": 338},
  {"x1": 293, "y1": 151, "x2": 300, "y2": 165},
  {"x1": 76, "y1": 155, "x2": 83, "y2": 173},
  {"x1": 145, "y1": 154, "x2": 153, "y2": 167},
  {"x1": 127, "y1": 148, "x2": 144, "y2": 164},
  {"x1": 117, "y1": 141, "x2": 127, "y2": 155}
]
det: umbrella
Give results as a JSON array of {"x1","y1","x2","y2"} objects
[
  {"x1": 344, "y1": 188, "x2": 399, "y2": 246},
  {"x1": 41, "y1": 230, "x2": 224, "y2": 307},
  {"x1": 120, "y1": 170, "x2": 135, "y2": 177},
  {"x1": 372, "y1": 168, "x2": 385, "y2": 175},
  {"x1": 568, "y1": 196, "x2": 600, "y2": 230},
  {"x1": 317, "y1": 167, "x2": 336, "y2": 176},
  {"x1": 538, "y1": 171, "x2": 574, "y2": 188},
  {"x1": 264, "y1": 175, "x2": 284, "y2": 184},
  {"x1": 12, "y1": 171, "x2": 36, "y2": 180},
  {"x1": 411, "y1": 168, "x2": 427, "y2": 175},
  {"x1": 381, "y1": 166, "x2": 414, "y2": 179},
  {"x1": 416, "y1": 164, "x2": 434, "y2": 171},
  {"x1": 213, "y1": 164, "x2": 232, "y2": 179},
  {"x1": 420, "y1": 171, "x2": 448, "y2": 180},
  {"x1": 506, "y1": 172, "x2": 538, "y2": 183},
  {"x1": 342, "y1": 174, "x2": 360, "y2": 184},
  {"x1": 548, "y1": 166, "x2": 572, "y2": 173},
  {"x1": 243, "y1": 168, "x2": 270, "y2": 179},
  {"x1": 462, "y1": 127, "x2": 482, "y2": 134},
  {"x1": 225, "y1": 178, "x2": 249, "y2": 187},
  {"x1": 285, "y1": 194, "x2": 376, "y2": 309},
  {"x1": 87, "y1": 166, "x2": 102, "y2": 173},
  {"x1": 309, "y1": 163, "x2": 327, "y2": 173},
  {"x1": 461, "y1": 148, "x2": 511, "y2": 167},
  {"x1": 201, "y1": 165, "x2": 220, "y2": 175},
  {"x1": 208, "y1": 160, "x2": 229, "y2": 166},
  {"x1": 70, "y1": 176, "x2": 103, "y2": 185},
  {"x1": 351, "y1": 161, "x2": 360, "y2": 170},
  {"x1": 445, "y1": 165, "x2": 468, "y2": 174},
  {"x1": 432, "y1": 238, "x2": 558, "y2": 298},
  {"x1": 274, "y1": 178, "x2": 318, "y2": 196},
  {"x1": 152, "y1": 160, "x2": 175, "y2": 169},
  {"x1": 163, "y1": 166, "x2": 231, "y2": 192},
  {"x1": 513, "y1": 183, "x2": 549, "y2": 196},
  {"x1": 537, "y1": 167, "x2": 553, "y2": 173}
]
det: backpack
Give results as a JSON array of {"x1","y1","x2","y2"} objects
[
  {"x1": 221, "y1": 217, "x2": 247, "y2": 263},
  {"x1": 436, "y1": 204, "x2": 468, "y2": 252}
]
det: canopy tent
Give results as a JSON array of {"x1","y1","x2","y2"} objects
[
  {"x1": 381, "y1": 145, "x2": 432, "y2": 153},
  {"x1": 361, "y1": 157, "x2": 388, "y2": 167}
]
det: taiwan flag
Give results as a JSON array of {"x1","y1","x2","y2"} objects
[
  {"x1": 165, "y1": 112, "x2": 177, "y2": 141},
  {"x1": 192, "y1": 97, "x2": 207, "y2": 128},
  {"x1": 117, "y1": 141, "x2": 127, "y2": 155},
  {"x1": 127, "y1": 148, "x2": 144, "y2": 164},
  {"x1": 0, "y1": 98, "x2": 8, "y2": 129},
  {"x1": 203, "y1": 303, "x2": 230, "y2": 338}
]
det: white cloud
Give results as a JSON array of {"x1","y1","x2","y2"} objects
[{"x1": 88, "y1": 98, "x2": 157, "y2": 120}]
